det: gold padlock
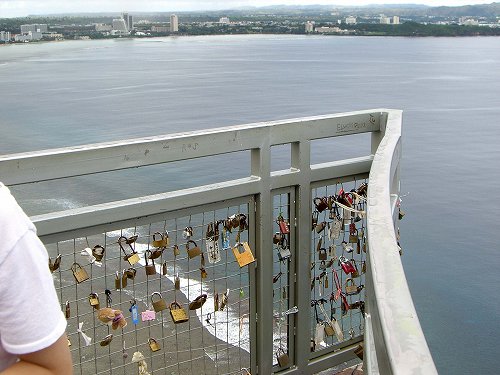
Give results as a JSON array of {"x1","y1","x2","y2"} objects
[
  {"x1": 232, "y1": 242, "x2": 255, "y2": 268},
  {"x1": 172, "y1": 244, "x2": 180, "y2": 257},
  {"x1": 115, "y1": 271, "x2": 122, "y2": 290},
  {"x1": 89, "y1": 293, "x2": 100, "y2": 309},
  {"x1": 169, "y1": 301, "x2": 189, "y2": 324},
  {"x1": 276, "y1": 348, "x2": 289, "y2": 367},
  {"x1": 200, "y1": 267, "x2": 208, "y2": 279},
  {"x1": 121, "y1": 269, "x2": 128, "y2": 288},
  {"x1": 349, "y1": 229, "x2": 358, "y2": 243},
  {"x1": 48, "y1": 254, "x2": 61, "y2": 273},
  {"x1": 151, "y1": 292, "x2": 167, "y2": 312},
  {"x1": 119, "y1": 236, "x2": 140, "y2": 265},
  {"x1": 145, "y1": 250, "x2": 156, "y2": 276},
  {"x1": 186, "y1": 240, "x2": 201, "y2": 259},
  {"x1": 149, "y1": 338, "x2": 161, "y2": 352},
  {"x1": 318, "y1": 248, "x2": 327, "y2": 261},
  {"x1": 152, "y1": 232, "x2": 167, "y2": 248},
  {"x1": 345, "y1": 278, "x2": 358, "y2": 294},
  {"x1": 125, "y1": 267, "x2": 137, "y2": 279},
  {"x1": 71, "y1": 262, "x2": 89, "y2": 283},
  {"x1": 324, "y1": 321, "x2": 335, "y2": 336}
]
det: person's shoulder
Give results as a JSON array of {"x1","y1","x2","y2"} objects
[{"x1": 0, "y1": 183, "x2": 35, "y2": 263}]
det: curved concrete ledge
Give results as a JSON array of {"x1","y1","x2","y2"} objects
[{"x1": 366, "y1": 110, "x2": 437, "y2": 375}]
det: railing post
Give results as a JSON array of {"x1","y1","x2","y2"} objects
[
  {"x1": 291, "y1": 140, "x2": 312, "y2": 370},
  {"x1": 251, "y1": 143, "x2": 274, "y2": 374}
]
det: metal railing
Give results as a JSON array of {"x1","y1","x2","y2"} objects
[{"x1": 0, "y1": 109, "x2": 436, "y2": 374}]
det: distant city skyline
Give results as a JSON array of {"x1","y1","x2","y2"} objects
[{"x1": 0, "y1": 0, "x2": 494, "y2": 18}]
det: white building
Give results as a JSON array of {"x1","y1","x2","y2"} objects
[
  {"x1": 393, "y1": 16, "x2": 400, "y2": 25},
  {"x1": 305, "y1": 21, "x2": 315, "y2": 33},
  {"x1": 0, "y1": 31, "x2": 11, "y2": 42},
  {"x1": 380, "y1": 15, "x2": 391, "y2": 24},
  {"x1": 461, "y1": 18, "x2": 479, "y2": 26},
  {"x1": 95, "y1": 23, "x2": 112, "y2": 32},
  {"x1": 315, "y1": 26, "x2": 341, "y2": 33},
  {"x1": 112, "y1": 18, "x2": 128, "y2": 33},
  {"x1": 345, "y1": 16, "x2": 357, "y2": 25},
  {"x1": 219, "y1": 17, "x2": 230, "y2": 24},
  {"x1": 170, "y1": 14, "x2": 179, "y2": 32},
  {"x1": 15, "y1": 31, "x2": 42, "y2": 42}
]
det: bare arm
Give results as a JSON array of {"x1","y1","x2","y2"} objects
[{"x1": 0, "y1": 334, "x2": 73, "y2": 375}]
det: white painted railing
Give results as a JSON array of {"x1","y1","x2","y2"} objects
[{"x1": 0, "y1": 109, "x2": 436, "y2": 374}]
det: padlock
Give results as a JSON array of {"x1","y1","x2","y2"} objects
[
  {"x1": 125, "y1": 267, "x2": 137, "y2": 279},
  {"x1": 345, "y1": 278, "x2": 358, "y2": 294},
  {"x1": 141, "y1": 309, "x2": 156, "y2": 321},
  {"x1": 71, "y1": 262, "x2": 89, "y2": 283},
  {"x1": 324, "y1": 274, "x2": 329, "y2": 289},
  {"x1": 356, "y1": 182, "x2": 368, "y2": 197},
  {"x1": 149, "y1": 247, "x2": 164, "y2": 259},
  {"x1": 49, "y1": 254, "x2": 62, "y2": 273},
  {"x1": 349, "y1": 229, "x2": 358, "y2": 244},
  {"x1": 170, "y1": 301, "x2": 189, "y2": 323},
  {"x1": 324, "y1": 321, "x2": 335, "y2": 336},
  {"x1": 312, "y1": 211, "x2": 319, "y2": 230},
  {"x1": 92, "y1": 245, "x2": 105, "y2": 262},
  {"x1": 65, "y1": 301, "x2": 70, "y2": 319},
  {"x1": 273, "y1": 232, "x2": 284, "y2": 245},
  {"x1": 351, "y1": 259, "x2": 360, "y2": 278},
  {"x1": 356, "y1": 239, "x2": 361, "y2": 254},
  {"x1": 399, "y1": 208, "x2": 405, "y2": 220},
  {"x1": 151, "y1": 292, "x2": 167, "y2": 312},
  {"x1": 315, "y1": 221, "x2": 327, "y2": 234},
  {"x1": 189, "y1": 294, "x2": 207, "y2": 310},
  {"x1": 118, "y1": 236, "x2": 140, "y2": 265},
  {"x1": 329, "y1": 244, "x2": 336, "y2": 258},
  {"x1": 276, "y1": 348, "x2": 289, "y2": 367},
  {"x1": 162, "y1": 261, "x2": 167, "y2": 275},
  {"x1": 152, "y1": 231, "x2": 167, "y2": 248},
  {"x1": 175, "y1": 274, "x2": 180, "y2": 290},
  {"x1": 313, "y1": 197, "x2": 328, "y2": 213},
  {"x1": 89, "y1": 293, "x2": 100, "y2": 309},
  {"x1": 172, "y1": 244, "x2": 180, "y2": 256},
  {"x1": 277, "y1": 215, "x2": 290, "y2": 234},
  {"x1": 144, "y1": 250, "x2": 156, "y2": 276},
  {"x1": 339, "y1": 256, "x2": 356, "y2": 275},
  {"x1": 318, "y1": 248, "x2": 327, "y2": 261},
  {"x1": 341, "y1": 241, "x2": 354, "y2": 253},
  {"x1": 182, "y1": 226, "x2": 193, "y2": 239},
  {"x1": 200, "y1": 267, "x2": 208, "y2": 279},
  {"x1": 186, "y1": 240, "x2": 202, "y2": 259},
  {"x1": 121, "y1": 269, "x2": 128, "y2": 288},
  {"x1": 214, "y1": 293, "x2": 219, "y2": 311},
  {"x1": 148, "y1": 338, "x2": 161, "y2": 352},
  {"x1": 328, "y1": 218, "x2": 342, "y2": 240},
  {"x1": 278, "y1": 246, "x2": 291, "y2": 261},
  {"x1": 319, "y1": 260, "x2": 327, "y2": 270},
  {"x1": 115, "y1": 271, "x2": 122, "y2": 289},
  {"x1": 238, "y1": 213, "x2": 248, "y2": 231},
  {"x1": 232, "y1": 242, "x2": 255, "y2": 267},
  {"x1": 361, "y1": 261, "x2": 366, "y2": 274}
]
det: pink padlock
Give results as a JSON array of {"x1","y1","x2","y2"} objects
[{"x1": 141, "y1": 309, "x2": 156, "y2": 322}]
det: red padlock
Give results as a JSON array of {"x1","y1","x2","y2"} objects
[
  {"x1": 277, "y1": 215, "x2": 290, "y2": 234},
  {"x1": 339, "y1": 256, "x2": 356, "y2": 275}
]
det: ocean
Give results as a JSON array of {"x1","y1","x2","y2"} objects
[{"x1": 1, "y1": 34, "x2": 499, "y2": 374}]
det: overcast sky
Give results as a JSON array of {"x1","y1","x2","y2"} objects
[{"x1": 0, "y1": 0, "x2": 493, "y2": 18}]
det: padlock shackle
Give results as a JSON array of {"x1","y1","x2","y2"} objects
[{"x1": 151, "y1": 292, "x2": 163, "y2": 302}]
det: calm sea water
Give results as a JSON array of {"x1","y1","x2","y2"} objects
[{"x1": 1, "y1": 35, "x2": 499, "y2": 374}]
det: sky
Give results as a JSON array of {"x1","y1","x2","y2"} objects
[{"x1": 0, "y1": 0, "x2": 494, "y2": 18}]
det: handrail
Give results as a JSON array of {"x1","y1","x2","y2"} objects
[{"x1": 366, "y1": 110, "x2": 437, "y2": 374}]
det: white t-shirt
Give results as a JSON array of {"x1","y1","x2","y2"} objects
[{"x1": 0, "y1": 183, "x2": 67, "y2": 371}]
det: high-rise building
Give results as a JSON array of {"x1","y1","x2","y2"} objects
[
  {"x1": 379, "y1": 15, "x2": 391, "y2": 24},
  {"x1": 393, "y1": 16, "x2": 400, "y2": 25},
  {"x1": 112, "y1": 18, "x2": 128, "y2": 33},
  {"x1": 170, "y1": 14, "x2": 179, "y2": 32},
  {"x1": 305, "y1": 21, "x2": 314, "y2": 33},
  {"x1": 0, "y1": 31, "x2": 11, "y2": 42},
  {"x1": 122, "y1": 13, "x2": 133, "y2": 31}
]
